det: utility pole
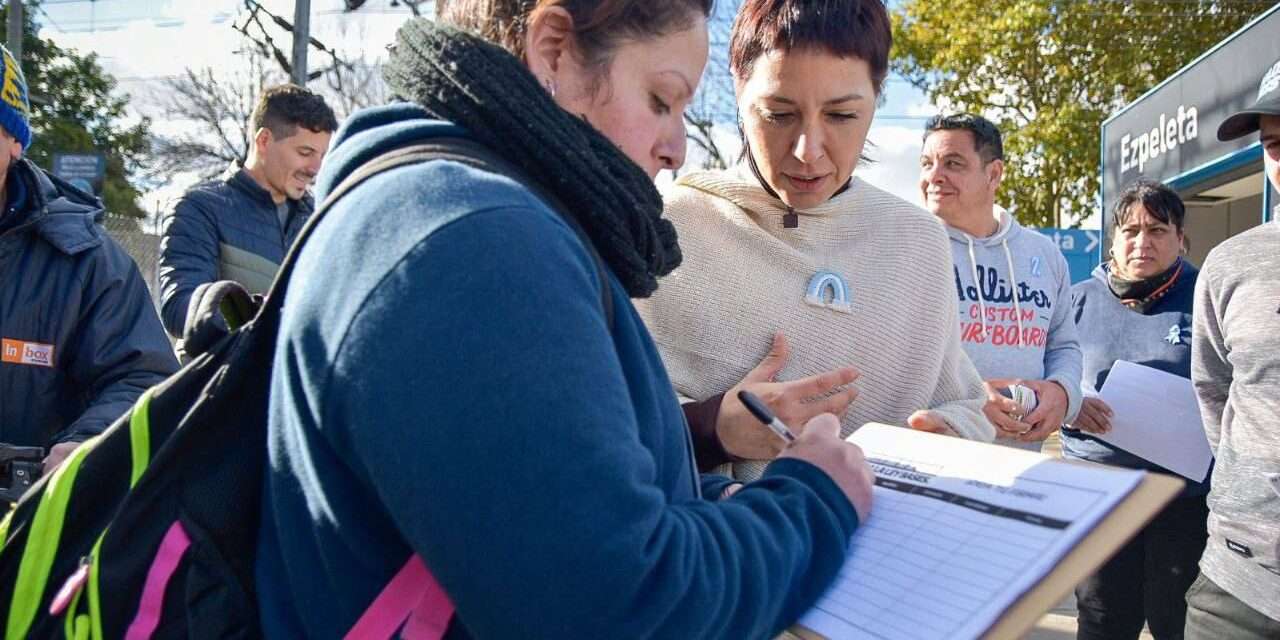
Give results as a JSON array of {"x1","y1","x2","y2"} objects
[
  {"x1": 6, "y1": 0, "x2": 22, "y2": 63},
  {"x1": 290, "y1": 0, "x2": 310, "y2": 86}
]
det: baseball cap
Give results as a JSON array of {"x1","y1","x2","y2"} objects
[{"x1": 1218, "y1": 57, "x2": 1280, "y2": 141}]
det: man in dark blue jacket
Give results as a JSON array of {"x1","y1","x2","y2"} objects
[
  {"x1": 0, "y1": 45, "x2": 177, "y2": 472},
  {"x1": 157, "y1": 84, "x2": 336, "y2": 350}
]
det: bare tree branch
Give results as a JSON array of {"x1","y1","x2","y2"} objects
[
  {"x1": 319, "y1": 58, "x2": 388, "y2": 117},
  {"x1": 235, "y1": 0, "x2": 388, "y2": 118},
  {"x1": 146, "y1": 52, "x2": 284, "y2": 180},
  {"x1": 400, "y1": 0, "x2": 428, "y2": 17},
  {"x1": 148, "y1": 12, "x2": 389, "y2": 181},
  {"x1": 684, "y1": 111, "x2": 729, "y2": 171},
  {"x1": 344, "y1": 0, "x2": 429, "y2": 17}
]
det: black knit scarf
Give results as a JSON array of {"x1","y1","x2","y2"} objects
[
  {"x1": 1107, "y1": 257, "x2": 1184, "y2": 313},
  {"x1": 383, "y1": 19, "x2": 680, "y2": 298}
]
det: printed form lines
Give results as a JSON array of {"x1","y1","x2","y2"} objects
[
  {"x1": 809, "y1": 488, "x2": 1070, "y2": 639},
  {"x1": 848, "y1": 535, "x2": 1007, "y2": 594},
  {"x1": 814, "y1": 591, "x2": 957, "y2": 640}
]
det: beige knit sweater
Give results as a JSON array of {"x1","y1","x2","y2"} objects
[{"x1": 637, "y1": 165, "x2": 995, "y2": 479}]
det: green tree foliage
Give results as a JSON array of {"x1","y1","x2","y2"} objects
[
  {"x1": 892, "y1": 1, "x2": 1266, "y2": 227},
  {"x1": 3, "y1": 3, "x2": 149, "y2": 218}
]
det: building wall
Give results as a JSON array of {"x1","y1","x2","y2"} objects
[{"x1": 1183, "y1": 193, "x2": 1264, "y2": 266}]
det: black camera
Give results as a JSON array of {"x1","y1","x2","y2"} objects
[{"x1": 0, "y1": 444, "x2": 45, "y2": 504}]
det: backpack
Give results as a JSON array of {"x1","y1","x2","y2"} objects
[{"x1": 0, "y1": 137, "x2": 613, "y2": 639}]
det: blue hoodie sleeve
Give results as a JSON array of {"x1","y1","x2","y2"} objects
[
  {"x1": 700, "y1": 472, "x2": 739, "y2": 499},
  {"x1": 322, "y1": 205, "x2": 859, "y2": 639},
  {"x1": 157, "y1": 191, "x2": 221, "y2": 339},
  {"x1": 1043, "y1": 248, "x2": 1084, "y2": 422},
  {"x1": 59, "y1": 237, "x2": 179, "y2": 442}
]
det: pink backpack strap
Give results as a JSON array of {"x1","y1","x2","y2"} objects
[
  {"x1": 125, "y1": 521, "x2": 193, "y2": 640},
  {"x1": 344, "y1": 554, "x2": 454, "y2": 640}
]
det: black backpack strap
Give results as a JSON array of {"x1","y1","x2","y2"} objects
[{"x1": 257, "y1": 138, "x2": 614, "y2": 332}]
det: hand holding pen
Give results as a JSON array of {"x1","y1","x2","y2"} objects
[
  {"x1": 737, "y1": 390, "x2": 797, "y2": 444},
  {"x1": 736, "y1": 390, "x2": 876, "y2": 523},
  {"x1": 716, "y1": 333, "x2": 860, "y2": 460}
]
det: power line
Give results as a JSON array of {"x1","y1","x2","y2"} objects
[
  {"x1": 113, "y1": 74, "x2": 184, "y2": 83},
  {"x1": 35, "y1": 5, "x2": 66, "y2": 34},
  {"x1": 34, "y1": 11, "x2": 239, "y2": 34},
  {"x1": 40, "y1": 4, "x2": 407, "y2": 30}
]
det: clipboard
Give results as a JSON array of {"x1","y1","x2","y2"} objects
[{"x1": 791, "y1": 464, "x2": 1184, "y2": 640}]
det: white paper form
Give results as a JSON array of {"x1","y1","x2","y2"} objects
[
  {"x1": 1095, "y1": 360, "x2": 1213, "y2": 482},
  {"x1": 798, "y1": 424, "x2": 1143, "y2": 640}
]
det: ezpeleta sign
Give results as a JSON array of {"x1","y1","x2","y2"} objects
[
  {"x1": 1119, "y1": 106, "x2": 1198, "y2": 174},
  {"x1": 1102, "y1": 7, "x2": 1280, "y2": 217}
]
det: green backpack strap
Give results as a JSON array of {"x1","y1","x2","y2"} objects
[
  {"x1": 128, "y1": 391, "x2": 154, "y2": 488},
  {"x1": 5, "y1": 435, "x2": 101, "y2": 638},
  {"x1": 0, "y1": 504, "x2": 13, "y2": 548},
  {"x1": 5, "y1": 389, "x2": 155, "y2": 639}
]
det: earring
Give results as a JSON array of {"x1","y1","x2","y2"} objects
[{"x1": 542, "y1": 77, "x2": 557, "y2": 98}]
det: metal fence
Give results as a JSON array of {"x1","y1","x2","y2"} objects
[{"x1": 102, "y1": 211, "x2": 163, "y2": 309}]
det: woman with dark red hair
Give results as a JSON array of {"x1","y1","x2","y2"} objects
[{"x1": 639, "y1": 0, "x2": 995, "y2": 481}]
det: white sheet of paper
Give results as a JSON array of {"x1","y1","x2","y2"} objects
[
  {"x1": 797, "y1": 424, "x2": 1143, "y2": 640},
  {"x1": 1094, "y1": 360, "x2": 1213, "y2": 482}
]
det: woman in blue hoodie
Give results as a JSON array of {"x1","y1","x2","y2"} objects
[
  {"x1": 1065, "y1": 178, "x2": 1208, "y2": 640},
  {"x1": 255, "y1": 2, "x2": 877, "y2": 638}
]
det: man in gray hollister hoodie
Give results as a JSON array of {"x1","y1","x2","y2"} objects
[{"x1": 920, "y1": 114, "x2": 1083, "y2": 449}]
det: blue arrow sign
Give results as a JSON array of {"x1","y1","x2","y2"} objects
[{"x1": 1035, "y1": 228, "x2": 1103, "y2": 284}]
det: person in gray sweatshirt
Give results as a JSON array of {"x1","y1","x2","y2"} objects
[
  {"x1": 1066, "y1": 179, "x2": 1207, "y2": 640},
  {"x1": 920, "y1": 114, "x2": 1083, "y2": 450},
  {"x1": 1184, "y1": 58, "x2": 1280, "y2": 639}
]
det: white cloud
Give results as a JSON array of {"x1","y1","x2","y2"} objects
[
  {"x1": 38, "y1": 2, "x2": 939, "y2": 218},
  {"x1": 859, "y1": 124, "x2": 927, "y2": 207},
  {"x1": 905, "y1": 99, "x2": 940, "y2": 118},
  {"x1": 44, "y1": 7, "x2": 240, "y2": 81},
  {"x1": 38, "y1": 0, "x2": 419, "y2": 213},
  {"x1": 41, "y1": 0, "x2": 412, "y2": 83}
]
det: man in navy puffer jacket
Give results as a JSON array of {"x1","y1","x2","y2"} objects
[
  {"x1": 158, "y1": 84, "x2": 336, "y2": 352},
  {"x1": 0, "y1": 45, "x2": 176, "y2": 472}
]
